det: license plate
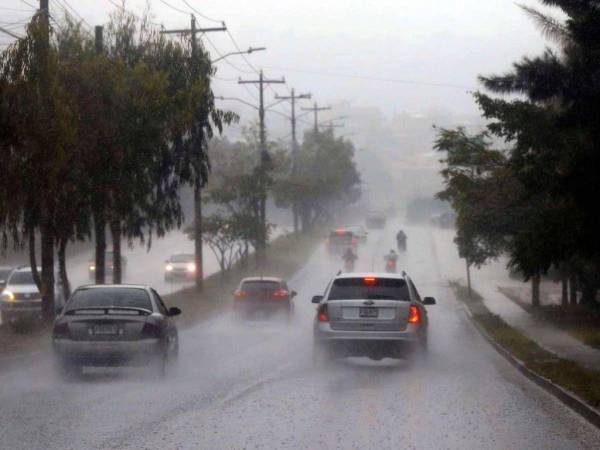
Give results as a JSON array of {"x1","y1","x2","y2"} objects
[
  {"x1": 93, "y1": 324, "x2": 118, "y2": 335},
  {"x1": 359, "y1": 307, "x2": 378, "y2": 318}
]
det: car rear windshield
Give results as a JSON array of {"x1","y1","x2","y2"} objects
[
  {"x1": 170, "y1": 254, "x2": 194, "y2": 263},
  {"x1": 67, "y1": 288, "x2": 152, "y2": 311},
  {"x1": 328, "y1": 278, "x2": 410, "y2": 301},
  {"x1": 241, "y1": 280, "x2": 280, "y2": 293},
  {"x1": 8, "y1": 271, "x2": 34, "y2": 285},
  {"x1": 329, "y1": 231, "x2": 354, "y2": 243}
]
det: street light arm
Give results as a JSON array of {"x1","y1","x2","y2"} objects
[{"x1": 211, "y1": 46, "x2": 266, "y2": 63}]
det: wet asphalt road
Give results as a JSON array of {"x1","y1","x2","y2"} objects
[{"x1": 1, "y1": 221, "x2": 599, "y2": 449}]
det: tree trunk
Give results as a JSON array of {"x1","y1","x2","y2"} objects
[
  {"x1": 40, "y1": 227, "x2": 55, "y2": 321},
  {"x1": 569, "y1": 275, "x2": 578, "y2": 305},
  {"x1": 531, "y1": 273, "x2": 541, "y2": 308},
  {"x1": 292, "y1": 203, "x2": 299, "y2": 236},
  {"x1": 194, "y1": 183, "x2": 204, "y2": 291},
  {"x1": 94, "y1": 209, "x2": 106, "y2": 284},
  {"x1": 110, "y1": 219, "x2": 122, "y2": 284},
  {"x1": 465, "y1": 259, "x2": 472, "y2": 299},
  {"x1": 57, "y1": 237, "x2": 71, "y2": 302},
  {"x1": 561, "y1": 268, "x2": 568, "y2": 308},
  {"x1": 29, "y1": 232, "x2": 41, "y2": 291}
]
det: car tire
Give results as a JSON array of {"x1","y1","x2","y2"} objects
[{"x1": 312, "y1": 343, "x2": 333, "y2": 367}]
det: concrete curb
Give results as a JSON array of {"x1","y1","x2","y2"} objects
[{"x1": 460, "y1": 300, "x2": 600, "y2": 429}]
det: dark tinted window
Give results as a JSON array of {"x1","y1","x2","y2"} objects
[
  {"x1": 151, "y1": 289, "x2": 169, "y2": 315},
  {"x1": 8, "y1": 271, "x2": 35, "y2": 285},
  {"x1": 328, "y1": 278, "x2": 410, "y2": 301},
  {"x1": 67, "y1": 288, "x2": 151, "y2": 311},
  {"x1": 241, "y1": 280, "x2": 280, "y2": 293},
  {"x1": 329, "y1": 231, "x2": 354, "y2": 244},
  {"x1": 170, "y1": 254, "x2": 194, "y2": 263}
]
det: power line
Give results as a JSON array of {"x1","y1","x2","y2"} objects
[
  {"x1": 53, "y1": 0, "x2": 93, "y2": 30},
  {"x1": 157, "y1": 0, "x2": 190, "y2": 15},
  {"x1": 262, "y1": 65, "x2": 474, "y2": 90},
  {"x1": 20, "y1": 0, "x2": 37, "y2": 9},
  {"x1": 179, "y1": 0, "x2": 223, "y2": 24}
]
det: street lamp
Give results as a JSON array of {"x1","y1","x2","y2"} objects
[{"x1": 211, "y1": 46, "x2": 266, "y2": 63}]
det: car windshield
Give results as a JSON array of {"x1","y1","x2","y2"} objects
[
  {"x1": 8, "y1": 271, "x2": 35, "y2": 285},
  {"x1": 241, "y1": 280, "x2": 280, "y2": 293},
  {"x1": 170, "y1": 254, "x2": 193, "y2": 263},
  {"x1": 328, "y1": 278, "x2": 410, "y2": 301},
  {"x1": 0, "y1": 269, "x2": 13, "y2": 281},
  {"x1": 66, "y1": 288, "x2": 151, "y2": 311}
]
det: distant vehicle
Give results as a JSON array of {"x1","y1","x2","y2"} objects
[
  {"x1": 326, "y1": 229, "x2": 358, "y2": 255},
  {"x1": 396, "y1": 230, "x2": 407, "y2": 252},
  {"x1": 429, "y1": 211, "x2": 456, "y2": 228},
  {"x1": 88, "y1": 251, "x2": 127, "y2": 280},
  {"x1": 0, "y1": 266, "x2": 14, "y2": 292},
  {"x1": 312, "y1": 272, "x2": 436, "y2": 362},
  {"x1": 164, "y1": 253, "x2": 196, "y2": 282},
  {"x1": 52, "y1": 284, "x2": 181, "y2": 378},
  {"x1": 0, "y1": 267, "x2": 42, "y2": 325},
  {"x1": 345, "y1": 226, "x2": 368, "y2": 243},
  {"x1": 233, "y1": 277, "x2": 296, "y2": 320},
  {"x1": 365, "y1": 212, "x2": 386, "y2": 229}
]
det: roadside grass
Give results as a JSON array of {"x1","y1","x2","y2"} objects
[
  {"x1": 451, "y1": 282, "x2": 600, "y2": 409},
  {"x1": 498, "y1": 286, "x2": 600, "y2": 351},
  {"x1": 164, "y1": 229, "x2": 325, "y2": 328}
]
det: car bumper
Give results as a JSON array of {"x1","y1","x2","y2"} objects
[
  {"x1": 53, "y1": 338, "x2": 163, "y2": 365},
  {"x1": 314, "y1": 322, "x2": 420, "y2": 342},
  {"x1": 165, "y1": 270, "x2": 195, "y2": 279}
]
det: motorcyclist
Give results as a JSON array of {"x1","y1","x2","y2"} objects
[
  {"x1": 384, "y1": 249, "x2": 398, "y2": 272},
  {"x1": 343, "y1": 247, "x2": 358, "y2": 271},
  {"x1": 396, "y1": 230, "x2": 407, "y2": 251}
]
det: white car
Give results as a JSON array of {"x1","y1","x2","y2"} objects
[
  {"x1": 164, "y1": 253, "x2": 196, "y2": 281},
  {"x1": 0, "y1": 267, "x2": 42, "y2": 325}
]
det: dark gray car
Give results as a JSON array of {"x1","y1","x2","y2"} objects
[
  {"x1": 312, "y1": 272, "x2": 435, "y2": 362},
  {"x1": 52, "y1": 284, "x2": 181, "y2": 377}
]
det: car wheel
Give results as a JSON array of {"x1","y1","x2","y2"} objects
[{"x1": 312, "y1": 343, "x2": 333, "y2": 367}]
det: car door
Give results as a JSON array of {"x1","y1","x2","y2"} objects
[
  {"x1": 407, "y1": 277, "x2": 428, "y2": 328},
  {"x1": 151, "y1": 289, "x2": 178, "y2": 352}
]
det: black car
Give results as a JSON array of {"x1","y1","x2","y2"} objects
[
  {"x1": 52, "y1": 284, "x2": 180, "y2": 377},
  {"x1": 233, "y1": 277, "x2": 297, "y2": 320}
]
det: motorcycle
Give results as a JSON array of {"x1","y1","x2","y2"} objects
[
  {"x1": 397, "y1": 239, "x2": 406, "y2": 252},
  {"x1": 385, "y1": 258, "x2": 397, "y2": 273},
  {"x1": 344, "y1": 258, "x2": 355, "y2": 272}
]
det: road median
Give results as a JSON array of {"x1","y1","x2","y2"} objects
[{"x1": 451, "y1": 281, "x2": 600, "y2": 429}]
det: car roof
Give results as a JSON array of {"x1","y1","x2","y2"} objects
[
  {"x1": 334, "y1": 272, "x2": 406, "y2": 280},
  {"x1": 241, "y1": 276, "x2": 283, "y2": 283},
  {"x1": 76, "y1": 284, "x2": 150, "y2": 290}
]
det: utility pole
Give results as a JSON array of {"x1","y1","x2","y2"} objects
[
  {"x1": 238, "y1": 70, "x2": 285, "y2": 261},
  {"x1": 275, "y1": 89, "x2": 311, "y2": 235},
  {"x1": 302, "y1": 102, "x2": 332, "y2": 134},
  {"x1": 161, "y1": 16, "x2": 226, "y2": 291}
]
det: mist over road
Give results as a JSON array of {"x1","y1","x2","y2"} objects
[{"x1": 0, "y1": 220, "x2": 598, "y2": 449}]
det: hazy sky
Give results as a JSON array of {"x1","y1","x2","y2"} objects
[{"x1": 2, "y1": 0, "x2": 552, "y2": 125}]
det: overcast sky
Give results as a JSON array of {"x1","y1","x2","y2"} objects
[{"x1": 2, "y1": 0, "x2": 553, "y2": 123}]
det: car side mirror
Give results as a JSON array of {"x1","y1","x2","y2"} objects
[
  {"x1": 168, "y1": 307, "x2": 182, "y2": 316},
  {"x1": 311, "y1": 295, "x2": 323, "y2": 304},
  {"x1": 423, "y1": 297, "x2": 436, "y2": 306},
  {"x1": 291, "y1": 290, "x2": 298, "y2": 298}
]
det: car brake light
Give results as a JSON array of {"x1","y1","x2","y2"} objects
[
  {"x1": 142, "y1": 322, "x2": 162, "y2": 338},
  {"x1": 317, "y1": 304, "x2": 329, "y2": 322},
  {"x1": 272, "y1": 289, "x2": 289, "y2": 298},
  {"x1": 363, "y1": 276, "x2": 376, "y2": 285},
  {"x1": 53, "y1": 322, "x2": 70, "y2": 338},
  {"x1": 408, "y1": 305, "x2": 421, "y2": 324},
  {"x1": 335, "y1": 229, "x2": 346, "y2": 235}
]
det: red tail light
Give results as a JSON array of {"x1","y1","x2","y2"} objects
[
  {"x1": 317, "y1": 304, "x2": 329, "y2": 322},
  {"x1": 142, "y1": 322, "x2": 163, "y2": 338},
  {"x1": 408, "y1": 305, "x2": 421, "y2": 324},
  {"x1": 363, "y1": 276, "x2": 377, "y2": 285},
  {"x1": 53, "y1": 322, "x2": 70, "y2": 338},
  {"x1": 272, "y1": 289, "x2": 289, "y2": 298},
  {"x1": 233, "y1": 290, "x2": 246, "y2": 298}
]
